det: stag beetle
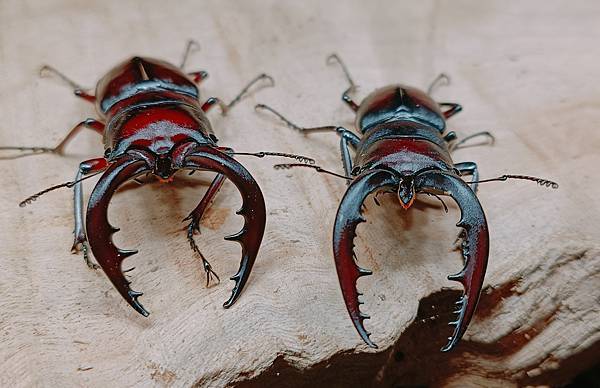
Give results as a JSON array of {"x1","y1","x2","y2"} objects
[
  {"x1": 0, "y1": 41, "x2": 313, "y2": 316},
  {"x1": 256, "y1": 55, "x2": 557, "y2": 351}
]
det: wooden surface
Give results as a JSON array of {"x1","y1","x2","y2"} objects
[{"x1": 1, "y1": 1, "x2": 599, "y2": 387}]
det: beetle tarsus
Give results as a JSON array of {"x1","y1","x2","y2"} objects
[
  {"x1": 187, "y1": 219, "x2": 221, "y2": 287},
  {"x1": 185, "y1": 147, "x2": 266, "y2": 309},
  {"x1": 71, "y1": 239, "x2": 99, "y2": 270},
  {"x1": 203, "y1": 260, "x2": 220, "y2": 287}
]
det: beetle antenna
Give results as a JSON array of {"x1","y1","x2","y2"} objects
[
  {"x1": 255, "y1": 104, "x2": 338, "y2": 133},
  {"x1": 19, "y1": 171, "x2": 104, "y2": 207},
  {"x1": 229, "y1": 151, "x2": 316, "y2": 165},
  {"x1": 470, "y1": 174, "x2": 558, "y2": 189},
  {"x1": 327, "y1": 53, "x2": 357, "y2": 93},
  {"x1": 274, "y1": 163, "x2": 352, "y2": 181}
]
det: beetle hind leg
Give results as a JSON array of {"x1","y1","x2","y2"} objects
[{"x1": 39, "y1": 65, "x2": 96, "y2": 103}]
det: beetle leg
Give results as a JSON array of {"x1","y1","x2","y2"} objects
[
  {"x1": 184, "y1": 146, "x2": 266, "y2": 308},
  {"x1": 72, "y1": 157, "x2": 110, "y2": 269},
  {"x1": 39, "y1": 65, "x2": 96, "y2": 103},
  {"x1": 339, "y1": 132, "x2": 357, "y2": 185},
  {"x1": 176, "y1": 39, "x2": 210, "y2": 84},
  {"x1": 179, "y1": 39, "x2": 201, "y2": 69},
  {"x1": 86, "y1": 155, "x2": 151, "y2": 315},
  {"x1": 333, "y1": 169, "x2": 399, "y2": 348},
  {"x1": 455, "y1": 161, "x2": 479, "y2": 194},
  {"x1": 416, "y1": 171, "x2": 489, "y2": 351},
  {"x1": 188, "y1": 70, "x2": 209, "y2": 84},
  {"x1": 54, "y1": 119, "x2": 105, "y2": 154},
  {"x1": 202, "y1": 74, "x2": 275, "y2": 116},
  {"x1": 201, "y1": 97, "x2": 229, "y2": 114},
  {"x1": 438, "y1": 102, "x2": 463, "y2": 119},
  {"x1": 184, "y1": 173, "x2": 227, "y2": 286},
  {"x1": 326, "y1": 54, "x2": 360, "y2": 111},
  {"x1": 450, "y1": 131, "x2": 495, "y2": 152},
  {"x1": 0, "y1": 119, "x2": 104, "y2": 160},
  {"x1": 427, "y1": 73, "x2": 451, "y2": 95},
  {"x1": 254, "y1": 103, "x2": 360, "y2": 176}
]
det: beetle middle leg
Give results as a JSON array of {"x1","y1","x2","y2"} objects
[
  {"x1": 339, "y1": 130, "x2": 360, "y2": 183},
  {"x1": 0, "y1": 119, "x2": 104, "y2": 160},
  {"x1": 455, "y1": 161, "x2": 479, "y2": 194}
]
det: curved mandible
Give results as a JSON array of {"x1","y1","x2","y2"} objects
[
  {"x1": 185, "y1": 146, "x2": 266, "y2": 308},
  {"x1": 416, "y1": 170, "x2": 489, "y2": 351},
  {"x1": 332, "y1": 169, "x2": 399, "y2": 348},
  {"x1": 86, "y1": 156, "x2": 151, "y2": 316}
]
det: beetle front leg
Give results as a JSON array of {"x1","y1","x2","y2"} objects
[
  {"x1": 455, "y1": 161, "x2": 479, "y2": 194},
  {"x1": 54, "y1": 119, "x2": 105, "y2": 155},
  {"x1": 72, "y1": 157, "x2": 110, "y2": 269},
  {"x1": 184, "y1": 173, "x2": 227, "y2": 286},
  {"x1": 339, "y1": 130, "x2": 359, "y2": 184}
]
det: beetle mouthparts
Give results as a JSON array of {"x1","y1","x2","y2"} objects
[
  {"x1": 397, "y1": 177, "x2": 415, "y2": 209},
  {"x1": 155, "y1": 156, "x2": 174, "y2": 179}
]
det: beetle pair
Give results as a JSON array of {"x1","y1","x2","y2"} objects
[{"x1": 0, "y1": 41, "x2": 557, "y2": 351}]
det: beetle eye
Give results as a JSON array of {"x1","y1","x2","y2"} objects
[{"x1": 104, "y1": 148, "x2": 112, "y2": 158}]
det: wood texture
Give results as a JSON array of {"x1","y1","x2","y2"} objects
[{"x1": 0, "y1": 1, "x2": 598, "y2": 386}]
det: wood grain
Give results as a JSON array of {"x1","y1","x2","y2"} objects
[{"x1": 0, "y1": 1, "x2": 598, "y2": 386}]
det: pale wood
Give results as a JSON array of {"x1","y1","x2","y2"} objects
[{"x1": 0, "y1": 1, "x2": 598, "y2": 387}]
